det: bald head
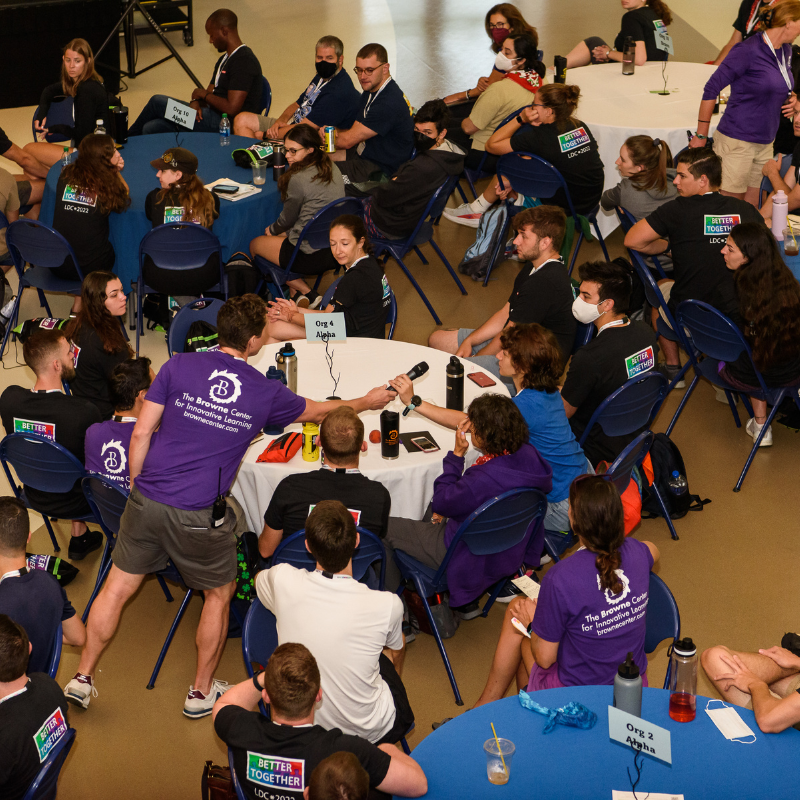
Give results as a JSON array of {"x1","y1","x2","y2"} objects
[{"x1": 206, "y1": 8, "x2": 237, "y2": 31}]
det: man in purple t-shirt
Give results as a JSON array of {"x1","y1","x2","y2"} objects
[
  {"x1": 84, "y1": 357, "x2": 153, "y2": 493},
  {"x1": 66, "y1": 295, "x2": 393, "y2": 719}
]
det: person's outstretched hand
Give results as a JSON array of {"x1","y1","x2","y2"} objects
[
  {"x1": 387, "y1": 374, "x2": 414, "y2": 405},
  {"x1": 363, "y1": 386, "x2": 395, "y2": 410}
]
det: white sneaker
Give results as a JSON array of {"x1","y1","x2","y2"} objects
[
  {"x1": 442, "y1": 202, "x2": 483, "y2": 228},
  {"x1": 715, "y1": 387, "x2": 737, "y2": 404},
  {"x1": 183, "y1": 679, "x2": 230, "y2": 718},
  {"x1": 64, "y1": 672, "x2": 97, "y2": 709},
  {"x1": 746, "y1": 417, "x2": 773, "y2": 447}
]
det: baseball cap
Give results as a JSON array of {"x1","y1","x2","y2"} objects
[{"x1": 150, "y1": 147, "x2": 198, "y2": 175}]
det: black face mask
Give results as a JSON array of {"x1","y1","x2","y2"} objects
[
  {"x1": 413, "y1": 130, "x2": 438, "y2": 152},
  {"x1": 315, "y1": 60, "x2": 337, "y2": 80}
]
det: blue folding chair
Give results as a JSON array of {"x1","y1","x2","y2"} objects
[
  {"x1": 46, "y1": 623, "x2": 63, "y2": 680},
  {"x1": 261, "y1": 76, "x2": 272, "y2": 116},
  {"x1": 0, "y1": 210, "x2": 11, "y2": 268},
  {"x1": 674, "y1": 300, "x2": 800, "y2": 491},
  {"x1": 229, "y1": 747, "x2": 247, "y2": 800},
  {"x1": 80, "y1": 476, "x2": 197, "y2": 688},
  {"x1": 645, "y1": 572, "x2": 681, "y2": 689},
  {"x1": 319, "y1": 276, "x2": 398, "y2": 340},
  {"x1": 137, "y1": 222, "x2": 225, "y2": 355},
  {"x1": 371, "y1": 174, "x2": 468, "y2": 325},
  {"x1": 615, "y1": 206, "x2": 668, "y2": 279},
  {"x1": 167, "y1": 298, "x2": 224, "y2": 356},
  {"x1": 22, "y1": 726, "x2": 76, "y2": 800},
  {"x1": 31, "y1": 96, "x2": 75, "y2": 144},
  {"x1": 394, "y1": 488, "x2": 547, "y2": 705},
  {"x1": 757, "y1": 154, "x2": 791, "y2": 209},
  {"x1": 571, "y1": 321, "x2": 594, "y2": 354},
  {"x1": 0, "y1": 433, "x2": 97, "y2": 552},
  {"x1": 3, "y1": 220, "x2": 84, "y2": 359},
  {"x1": 252, "y1": 197, "x2": 362, "y2": 299}
]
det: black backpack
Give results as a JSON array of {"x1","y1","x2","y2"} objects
[
  {"x1": 641, "y1": 433, "x2": 710, "y2": 520},
  {"x1": 185, "y1": 320, "x2": 219, "y2": 353},
  {"x1": 612, "y1": 256, "x2": 647, "y2": 319}
]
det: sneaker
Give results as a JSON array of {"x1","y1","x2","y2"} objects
[
  {"x1": 291, "y1": 291, "x2": 310, "y2": 309},
  {"x1": 495, "y1": 580, "x2": 523, "y2": 603},
  {"x1": 504, "y1": 239, "x2": 524, "y2": 262},
  {"x1": 306, "y1": 290, "x2": 322, "y2": 310},
  {"x1": 746, "y1": 417, "x2": 773, "y2": 447},
  {"x1": 442, "y1": 203, "x2": 483, "y2": 228},
  {"x1": 183, "y1": 679, "x2": 230, "y2": 718},
  {"x1": 65, "y1": 672, "x2": 97, "y2": 709},
  {"x1": 715, "y1": 386, "x2": 737, "y2": 404},
  {"x1": 453, "y1": 600, "x2": 482, "y2": 621},
  {"x1": 432, "y1": 717, "x2": 453, "y2": 730},
  {"x1": 402, "y1": 620, "x2": 416, "y2": 644},
  {"x1": 659, "y1": 363, "x2": 686, "y2": 390},
  {"x1": 67, "y1": 529, "x2": 103, "y2": 561}
]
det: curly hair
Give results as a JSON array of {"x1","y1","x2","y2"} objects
[
  {"x1": 569, "y1": 476, "x2": 625, "y2": 594},
  {"x1": 484, "y1": 3, "x2": 537, "y2": 53},
  {"x1": 278, "y1": 124, "x2": 335, "y2": 201},
  {"x1": 157, "y1": 174, "x2": 217, "y2": 228},
  {"x1": 61, "y1": 134, "x2": 130, "y2": 214},
  {"x1": 65, "y1": 271, "x2": 132, "y2": 355},
  {"x1": 467, "y1": 394, "x2": 529, "y2": 456},
  {"x1": 60, "y1": 38, "x2": 103, "y2": 96},
  {"x1": 729, "y1": 223, "x2": 800, "y2": 371},
  {"x1": 646, "y1": 0, "x2": 673, "y2": 26},
  {"x1": 624, "y1": 135, "x2": 674, "y2": 194},
  {"x1": 500, "y1": 323, "x2": 563, "y2": 392},
  {"x1": 536, "y1": 84, "x2": 581, "y2": 132}
]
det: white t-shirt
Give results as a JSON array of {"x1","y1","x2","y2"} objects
[{"x1": 255, "y1": 563, "x2": 404, "y2": 742}]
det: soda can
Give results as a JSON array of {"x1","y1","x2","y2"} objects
[
  {"x1": 302, "y1": 422, "x2": 320, "y2": 461},
  {"x1": 323, "y1": 126, "x2": 336, "y2": 153}
]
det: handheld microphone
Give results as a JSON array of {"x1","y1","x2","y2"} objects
[{"x1": 387, "y1": 361, "x2": 429, "y2": 390}]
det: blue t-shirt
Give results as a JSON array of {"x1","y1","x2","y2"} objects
[
  {"x1": 356, "y1": 78, "x2": 414, "y2": 175},
  {"x1": 0, "y1": 570, "x2": 75, "y2": 674},
  {"x1": 513, "y1": 388, "x2": 588, "y2": 503},
  {"x1": 293, "y1": 68, "x2": 361, "y2": 130},
  {"x1": 85, "y1": 419, "x2": 135, "y2": 493}
]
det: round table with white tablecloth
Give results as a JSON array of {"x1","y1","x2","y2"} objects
[
  {"x1": 229, "y1": 339, "x2": 510, "y2": 532},
  {"x1": 568, "y1": 62, "x2": 724, "y2": 236}
]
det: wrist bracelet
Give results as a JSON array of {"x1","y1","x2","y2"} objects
[
  {"x1": 516, "y1": 115, "x2": 524, "y2": 125},
  {"x1": 694, "y1": 132, "x2": 708, "y2": 140},
  {"x1": 252, "y1": 670, "x2": 264, "y2": 691},
  {"x1": 465, "y1": 89, "x2": 470, "y2": 100},
  {"x1": 697, "y1": 119, "x2": 711, "y2": 123}
]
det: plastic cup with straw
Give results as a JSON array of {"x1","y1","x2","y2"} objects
[
  {"x1": 784, "y1": 220, "x2": 799, "y2": 256},
  {"x1": 483, "y1": 722, "x2": 515, "y2": 784}
]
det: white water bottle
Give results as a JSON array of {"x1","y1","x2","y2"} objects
[
  {"x1": 772, "y1": 189, "x2": 788, "y2": 241},
  {"x1": 219, "y1": 113, "x2": 230, "y2": 146}
]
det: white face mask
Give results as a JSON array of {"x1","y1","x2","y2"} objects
[
  {"x1": 495, "y1": 51, "x2": 517, "y2": 72},
  {"x1": 572, "y1": 295, "x2": 607, "y2": 324}
]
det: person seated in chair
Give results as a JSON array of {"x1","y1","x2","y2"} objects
[
  {"x1": 307, "y1": 752, "x2": 371, "y2": 800},
  {"x1": 0, "y1": 614, "x2": 71, "y2": 800},
  {"x1": 0, "y1": 125, "x2": 49, "y2": 181},
  {"x1": 84, "y1": 357, "x2": 154, "y2": 493},
  {"x1": 233, "y1": 36, "x2": 361, "y2": 141},
  {"x1": 0, "y1": 166, "x2": 42, "y2": 270},
  {"x1": 256, "y1": 501, "x2": 412, "y2": 745},
  {"x1": 429, "y1": 205, "x2": 576, "y2": 387},
  {"x1": 473, "y1": 476, "x2": 659, "y2": 707},
  {"x1": 128, "y1": 9, "x2": 263, "y2": 136},
  {"x1": 561, "y1": 260, "x2": 659, "y2": 467},
  {"x1": 362, "y1": 100, "x2": 465, "y2": 241},
  {"x1": 0, "y1": 498, "x2": 85, "y2": 673},
  {"x1": 213, "y1": 642, "x2": 427, "y2": 798},
  {"x1": 0, "y1": 330, "x2": 103, "y2": 560},
  {"x1": 259, "y1": 406, "x2": 391, "y2": 558}
]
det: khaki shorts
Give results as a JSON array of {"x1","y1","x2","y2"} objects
[
  {"x1": 743, "y1": 671, "x2": 800, "y2": 709},
  {"x1": 257, "y1": 115, "x2": 278, "y2": 132},
  {"x1": 713, "y1": 131, "x2": 774, "y2": 194},
  {"x1": 657, "y1": 280, "x2": 674, "y2": 328},
  {"x1": 112, "y1": 486, "x2": 238, "y2": 590}
]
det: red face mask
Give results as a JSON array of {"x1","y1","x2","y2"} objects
[{"x1": 491, "y1": 28, "x2": 510, "y2": 45}]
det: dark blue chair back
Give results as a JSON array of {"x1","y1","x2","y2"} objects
[
  {"x1": 46, "y1": 622, "x2": 63, "y2": 680},
  {"x1": 31, "y1": 97, "x2": 74, "y2": 143},
  {"x1": 320, "y1": 275, "x2": 343, "y2": 308},
  {"x1": 7, "y1": 219, "x2": 83, "y2": 278},
  {"x1": 645, "y1": 572, "x2": 681, "y2": 688},
  {"x1": 616, "y1": 206, "x2": 667, "y2": 279},
  {"x1": 293, "y1": 198, "x2": 364, "y2": 253},
  {"x1": 139, "y1": 222, "x2": 223, "y2": 277},
  {"x1": 229, "y1": 747, "x2": 247, "y2": 800},
  {"x1": 261, "y1": 76, "x2": 272, "y2": 116},
  {"x1": 497, "y1": 151, "x2": 577, "y2": 218},
  {"x1": 579, "y1": 371, "x2": 668, "y2": 445},
  {"x1": 82, "y1": 475, "x2": 127, "y2": 537},
  {"x1": 22, "y1": 726, "x2": 76, "y2": 800},
  {"x1": 0, "y1": 433, "x2": 87, "y2": 494},
  {"x1": 242, "y1": 597, "x2": 278, "y2": 678},
  {"x1": 572, "y1": 321, "x2": 594, "y2": 354},
  {"x1": 676, "y1": 300, "x2": 755, "y2": 374},
  {"x1": 167, "y1": 298, "x2": 224, "y2": 356},
  {"x1": 603, "y1": 431, "x2": 653, "y2": 496}
]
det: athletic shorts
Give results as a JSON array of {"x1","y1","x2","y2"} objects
[
  {"x1": 17, "y1": 180, "x2": 32, "y2": 206},
  {"x1": 257, "y1": 115, "x2": 277, "y2": 133},
  {"x1": 584, "y1": 36, "x2": 610, "y2": 63},
  {"x1": 278, "y1": 237, "x2": 339, "y2": 275},
  {"x1": 713, "y1": 131, "x2": 774, "y2": 193},
  {"x1": 373, "y1": 653, "x2": 415, "y2": 745},
  {"x1": 112, "y1": 486, "x2": 238, "y2": 590}
]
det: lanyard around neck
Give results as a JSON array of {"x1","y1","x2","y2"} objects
[
  {"x1": 215, "y1": 44, "x2": 246, "y2": 87},
  {"x1": 762, "y1": 33, "x2": 792, "y2": 92},
  {"x1": 598, "y1": 318, "x2": 629, "y2": 334},
  {"x1": 363, "y1": 77, "x2": 391, "y2": 118}
]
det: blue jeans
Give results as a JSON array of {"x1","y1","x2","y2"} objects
[{"x1": 128, "y1": 95, "x2": 223, "y2": 136}]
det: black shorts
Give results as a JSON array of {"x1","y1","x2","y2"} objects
[
  {"x1": 584, "y1": 36, "x2": 610, "y2": 63},
  {"x1": 374, "y1": 652, "x2": 415, "y2": 745},
  {"x1": 465, "y1": 148, "x2": 498, "y2": 173},
  {"x1": 278, "y1": 237, "x2": 338, "y2": 276},
  {"x1": 17, "y1": 180, "x2": 32, "y2": 207}
]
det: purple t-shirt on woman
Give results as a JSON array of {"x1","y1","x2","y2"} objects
[
  {"x1": 532, "y1": 537, "x2": 654, "y2": 686},
  {"x1": 135, "y1": 351, "x2": 306, "y2": 510},
  {"x1": 703, "y1": 33, "x2": 794, "y2": 144}
]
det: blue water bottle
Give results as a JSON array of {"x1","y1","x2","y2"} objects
[{"x1": 264, "y1": 367, "x2": 286, "y2": 435}]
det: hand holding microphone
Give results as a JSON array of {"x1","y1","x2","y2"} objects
[{"x1": 386, "y1": 361, "x2": 429, "y2": 391}]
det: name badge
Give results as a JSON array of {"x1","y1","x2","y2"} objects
[
  {"x1": 608, "y1": 706, "x2": 672, "y2": 764},
  {"x1": 306, "y1": 313, "x2": 346, "y2": 343},
  {"x1": 165, "y1": 99, "x2": 197, "y2": 130}
]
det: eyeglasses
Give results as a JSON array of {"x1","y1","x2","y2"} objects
[
  {"x1": 353, "y1": 63, "x2": 386, "y2": 76},
  {"x1": 285, "y1": 146, "x2": 307, "y2": 156},
  {"x1": 488, "y1": 22, "x2": 510, "y2": 28},
  {"x1": 532, "y1": 103, "x2": 547, "y2": 109}
]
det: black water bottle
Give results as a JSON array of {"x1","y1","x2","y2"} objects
[
  {"x1": 554, "y1": 55, "x2": 567, "y2": 84},
  {"x1": 272, "y1": 144, "x2": 287, "y2": 181},
  {"x1": 112, "y1": 106, "x2": 128, "y2": 144},
  {"x1": 446, "y1": 356, "x2": 464, "y2": 411}
]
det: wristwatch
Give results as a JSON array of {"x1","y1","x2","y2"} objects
[
  {"x1": 516, "y1": 114, "x2": 524, "y2": 125},
  {"x1": 694, "y1": 132, "x2": 708, "y2": 140},
  {"x1": 403, "y1": 394, "x2": 422, "y2": 417},
  {"x1": 252, "y1": 670, "x2": 264, "y2": 691}
]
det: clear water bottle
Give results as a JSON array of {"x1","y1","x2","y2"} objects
[
  {"x1": 667, "y1": 470, "x2": 690, "y2": 515},
  {"x1": 61, "y1": 146, "x2": 71, "y2": 168},
  {"x1": 669, "y1": 637, "x2": 698, "y2": 722},
  {"x1": 94, "y1": 119, "x2": 107, "y2": 135},
  {"x1": 622, "y1": 36, "x2": 636, "y2": 75},
  {"x1": 219, "y1": 113, "x2": 231, "y2": 146}
]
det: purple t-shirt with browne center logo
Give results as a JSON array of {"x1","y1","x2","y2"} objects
[{"x1": 135, "y1": 351, "x2": 306, "y2": 510}]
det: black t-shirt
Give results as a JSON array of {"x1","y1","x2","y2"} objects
[
  {"x1": 0, "y1": 570, "x2": 75, "y2": 674},
  {"x1": 70, "y1": 324, "x2": 131, "y2": 420},
  {"x1": 0, "y1": 673, "x2": 70, "y2": 800},
  {"x1": 645, "y1": 193, "x2": 764, "y2": 311},
  {"x1": 614, "y1": 7, "x2": 669, "y2": 62},
  {"x1": 356, "y1": 78, "x2": 414, "y2": 176},
  {"x1": 561, "y1": 321, "x2": 659, "y2": 466},
  {"x1": 0, "y1": 387, "x2": 102, "y2": 515},
  {"x1": 144, "y1": 187, "x2": 220, "y2": 227},
  {"x1": 295, "y1": 68, "x2": 362, "y2": 129},
  {"x1": 214, "y1": 706, "x2": 391, "y2": 800},
  {"x1": 331, "y1": 257, "x2": 391, "y2": 339},
  {"x1": 35, "y1": 80, "x2": 109, "y2": 146},
  {"x1": 509, "y1": 121, "x2": 604, "y2": 214},
  {"x1": 211, "y1": 46, "x2": 263, "y2": 114},
  {"x1": 507, "y1": 258, "x2": 576, "y2": 364},
  {"x1": 733, "y1": 0, "x2": 771, "y2": 37},
  {"x1": 264, "y1": 468, "x2": 392, "y2": 539},
  {"x1": 52, "y1": 175, "x2": 115, "y2": 276},
  {"x1": 0, "y1": 126, "x2": 12, "y2": 156}
]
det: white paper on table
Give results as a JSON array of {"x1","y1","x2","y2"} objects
[
  {"x1": 613, "y1": 793, "x2": 683, "y2": 800},
  {"x1": 511, "y1": 575, "x2": 540, "y2": 600},
  {"x1": 204, "y1": 178, "x2": 262, "y2": 202}
]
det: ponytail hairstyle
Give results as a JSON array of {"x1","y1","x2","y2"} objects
[
  {"x1": 60, "y1": 38, "x2": 103, "y2": 96},
  {"x1": 330, "y1": 214, "x2": 374, "y2": 256},
  {"x1": 484, "y1": 3, "x2": 537, "y2": 53},
  {"x1": 645, "y1": 0, "x2": 672, "y2": 26},
  {"x1": 278, "y1": 124, "x2": 334, "y2": 202},
  {"x1": 569, "y1": 476, "x2": 625, "y2": 595},
  {"x1": 158, "y1": 174, "x2": 217, "y2": 228},
  {"x1": 536, "y1": 84, "x2": 581, "y2": 132},
  {"x1": 61, "y1": 134, "x2": 130, "y2": 214},
  {"x1": 624, "y1": 135, "x2": 674, "y2": 194},
  {"x1": 510, "y1": 34, "x2": 545, "y2": 79},
  {"x1": 759, "y1": 0, "x2": 800, "y2": 30}
]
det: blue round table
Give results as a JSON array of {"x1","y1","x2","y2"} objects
[
  {"x1": 779, "y1": 238, "x2": 800, "y2": 283},
  {"x1": 399, "y1": 686, "x2": 800, "y2": 799},
  {"x1": 39, "y1": 132, "x2": 282, "y2": 291}
]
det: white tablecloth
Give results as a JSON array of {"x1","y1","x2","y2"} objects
[
  {"x1": 569, "y1": 62, "x2": 723, "y2": 236},
  {"x1": 230, "y1": 339, "x2": 510, "y2": 532}
]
